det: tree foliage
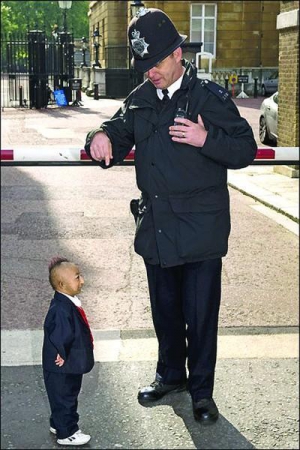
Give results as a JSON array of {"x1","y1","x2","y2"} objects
[{"x1": 1, "y1": 1, "x2": 90, "y2": 38}]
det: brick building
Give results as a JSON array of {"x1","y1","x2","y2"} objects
[{"x1": 276, "y1": 1, "x2": 299, "y2": 148}]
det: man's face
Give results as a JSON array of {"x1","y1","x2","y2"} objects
[
  {"x1": 146, "y1": 47, "x2": 183, "y2": 90},
  {"x1": 58, "y1": 263, "x2": 84, "y2": 296}
]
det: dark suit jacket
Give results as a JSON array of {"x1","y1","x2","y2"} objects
[{"x1": 42, "y1": 292, "x2": 94, "y2": 374}]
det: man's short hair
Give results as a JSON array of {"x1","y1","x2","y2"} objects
[{"x1": 48, "y1": 256, "x2": 69, "y2": 290}]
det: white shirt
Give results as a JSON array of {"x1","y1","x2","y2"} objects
[
  {"x1": 57, "y1": 291, "x2": 81, "y2": 308},
  {"x1": 157, "y1": 69, "x2": 185, "y2": 100}
]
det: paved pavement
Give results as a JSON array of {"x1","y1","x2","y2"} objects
[{"x1": 1, "y1": 93, "x2": 299, "y2": 449}]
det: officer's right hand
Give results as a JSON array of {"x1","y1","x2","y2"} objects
[{"x1": 90, "y1": 131, "x2": 113, "y2": 166}]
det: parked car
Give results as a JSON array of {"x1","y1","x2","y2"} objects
[
  {"x1": 259, "y1": 91, "x2": 278, "y2": 145},
  {"x1": 261, "y1": 71, "x2": 278, "y2": 96}
]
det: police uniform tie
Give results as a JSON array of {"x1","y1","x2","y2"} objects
[{"x1": 161, "y1": 89, "x2": 170, "y2": 104}]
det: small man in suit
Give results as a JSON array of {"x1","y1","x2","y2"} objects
[{"x1": 42, "y1": 257, "x2": 94, "y2": 446}]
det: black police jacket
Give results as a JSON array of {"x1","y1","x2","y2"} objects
[{"x1": 85, "y1": 61, "x2": 257, "y2": 267}]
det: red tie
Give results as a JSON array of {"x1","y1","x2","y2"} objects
[{"x1": 77, "y1": 306, "x2": 94, "y2": 348}]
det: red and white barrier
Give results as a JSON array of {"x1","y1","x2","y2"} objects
[
  {"x1": 0, "y1": 147, "x2": 299, "y2": 164},
  {"x1": 0, "y1": 148, "x2": 135, "y2": 163},
  {"x1": 255, "y1": 147, "x2": 299, "y2": 161}
]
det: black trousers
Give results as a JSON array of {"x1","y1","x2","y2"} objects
[
  {"x1": 145, "y1": 258, "x2": 222, "y2": 402},
  {"x1": 43, "y1": 370, "x2": 82, "y2": 439}
]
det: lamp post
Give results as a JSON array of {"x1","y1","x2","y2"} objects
[
  {"x1": 81, "y1": 36, "x2": 87, "y2": 67},
  {"x1": 130, "y1": 0, "x2": 145, "y2": 18},
  {"x1": 92, "y1": 27, "x2": 101, "y2": 68},
  {"x1": 58, "y1": 1, "x2": 72, "y2": 32}
]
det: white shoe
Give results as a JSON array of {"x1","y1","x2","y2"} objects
[{"x1": 57, "y1": 431, "x2": 91, "y2": 446}]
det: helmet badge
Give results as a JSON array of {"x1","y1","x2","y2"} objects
[{"x1": 131, "y1": 29, "x2": 149, "y2": 58}]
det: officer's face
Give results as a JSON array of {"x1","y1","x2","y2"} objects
[{"x1": 146, "y1": 47, "x2": 183, "y2": 90}]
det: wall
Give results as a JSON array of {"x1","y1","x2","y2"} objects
[
  {"x1": 88, "y1": 1, "x2": 280, "y2": 70},
  {"x1": 142, "y1": 1, "x2": 280, "y2": 68},
  {"x1": 88, "y1": 1, "x2": 128, "y2": 67},
  {"x1": 277, "y1": 0, "x2": 299, "y2": 148}
]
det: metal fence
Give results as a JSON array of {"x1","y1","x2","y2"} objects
[{"x1": 1, "y1": 31, "x2": 75, "y2": 109}]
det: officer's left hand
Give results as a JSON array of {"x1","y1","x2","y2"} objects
[{"x1": 169, "y1": 114, "x2": 208, "y2": 147}]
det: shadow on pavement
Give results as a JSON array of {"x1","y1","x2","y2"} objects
[
  {"x1": 140, "y1": 393, "x2": 255, "y2": 450},
  {"x1": 1, "y1": 364, "x2": 255, "y2": 450}
]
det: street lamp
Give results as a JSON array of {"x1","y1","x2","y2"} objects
[
  {"x1": 92, "y1": 27, "x2": 101, "y2": 68},
  {"x1": 130, "y1": 0, "x2": 145, "y2": 18},
  {"x1": 58, "y1": 1, "x2": 72, "y2": 32},
  {"x1": 81, "y1": 36, "x2": 87, "y2": 67}
]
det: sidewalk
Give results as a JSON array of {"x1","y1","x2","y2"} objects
[
  {"x1": 228, "y1": 165, "x2": 299, "y2": 226},
  {"x1": 1, "y1": 93, "x2": 299, "y2": 226},
  {"x1": 1, "y1": 94, "x2": 299, "y2": 449}
]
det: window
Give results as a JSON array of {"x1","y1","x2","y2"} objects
[
  {"x1": 190, "y1": 3, "x2": 217, "y2": 56},
  {"x1": 269, "y1": 71, "x2": 278, "y2": 80}
]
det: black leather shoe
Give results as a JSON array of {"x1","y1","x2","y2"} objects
[
  {"x1": 193, "y1": 398, "x2": 219, "y2": 424},
  {"x1": 138, "y1": 380, "x2": 187, "y2": 403}
]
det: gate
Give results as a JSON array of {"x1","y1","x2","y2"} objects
[
  {"x1": 1, "y1": 31, "x2": 74, "y2": 109},
  {"x1": 104, "y1": 45, "x2": 144, "y2": 98},
  {"x1": 1, "y1": 33, "x2": 29, "y2": 108}
]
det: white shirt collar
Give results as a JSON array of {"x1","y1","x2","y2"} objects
[
  {"x1": 57, "y1": 292, "x2": 81, "y2": 307},
  {"x1": 157, "y1": 68, "x2": 185, "y2": 100}
]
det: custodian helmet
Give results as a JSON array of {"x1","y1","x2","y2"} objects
[{"x1": 128, "y1": 8, "x2": 187, "y2": 73}]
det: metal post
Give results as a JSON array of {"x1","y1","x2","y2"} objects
[
  {"x1": 19, "y1": 86, "x2": 23, "y2": 107},
  {"x1": 63, "y1": 9, "x2": 67, "y2": 32},
  {"x1": 94, "y1": 83, "x2": 99, "y2": 100},
  {"x1": 94, "y1": 43, "x2": 100, "y2": 67},
  {"x1": 76, "y1": 89, "x2": 81, "y2": 103},
  {"x1": 225, "y1": 76, "x2": 229, "y2": 91},
  {"x1": 254, "y1": 77, "x2": 258, "y2": 98}
]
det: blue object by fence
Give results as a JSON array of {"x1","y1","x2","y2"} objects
[{"x1": 54, "y1": 89, "x2": 68, "y2": 106}]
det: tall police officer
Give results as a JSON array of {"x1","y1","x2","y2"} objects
[{"x1": 85, "y1": 8, "x2": 257, "y2": 424}]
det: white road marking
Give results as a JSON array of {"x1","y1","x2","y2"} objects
[{"x1": 1, "y1": 330, "x2": 298, "y2": 366}]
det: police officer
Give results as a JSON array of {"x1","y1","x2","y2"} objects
[{"x1": 85, "y1": 8, "x2": 257, "y2": 424}]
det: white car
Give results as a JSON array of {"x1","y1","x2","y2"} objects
[
  {"x1": 261, "y1": 71, "x2": 278, "y2": 96},
  {"x1": 259, "y1": 92, "x2": 278, "y2": 146}
]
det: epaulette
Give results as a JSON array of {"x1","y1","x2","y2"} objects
[{"x1": 200, "y1": 79, "x2": 230, "y2": 102}]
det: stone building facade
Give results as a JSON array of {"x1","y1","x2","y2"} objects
[{"x1": 88, "y1": 1, "x2": 280, "y2": 75}]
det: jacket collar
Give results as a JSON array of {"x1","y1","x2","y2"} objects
[{"x1": 54, "y1": 291, "x2": 74, "y2": 304}]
